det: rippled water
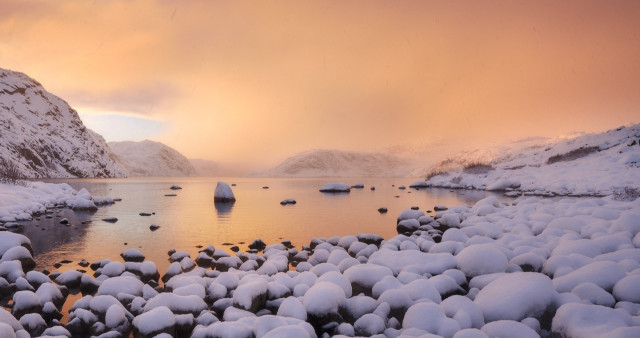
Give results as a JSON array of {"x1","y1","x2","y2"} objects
[{"x1": 18, "y1": 177, "x2": 508, "y2": 273}]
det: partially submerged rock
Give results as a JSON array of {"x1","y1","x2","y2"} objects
[{"x1": 319, "y1": 183, "x2": 350, "y2": 193}]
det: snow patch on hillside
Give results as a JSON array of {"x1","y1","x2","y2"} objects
[
  {"x1": 0, "y1": 68, "x2": 125, "y2": 178},
  {"x1": 109, "y1": 140, "x2": 197, "y2": 177}
]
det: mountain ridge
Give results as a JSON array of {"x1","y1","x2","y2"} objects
[
  {"x1": 108, "y1": 140, "x2": 197, "y2": 177},
  {"x1": 0, "y1": 67, "x2": 125, "y2": 178}
]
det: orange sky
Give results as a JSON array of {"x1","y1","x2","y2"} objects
[{"x1": 2, "y1": 0, "x2": 639, "y2": 170}]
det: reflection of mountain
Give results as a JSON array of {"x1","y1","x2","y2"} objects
[
  {"x1": 250, "y1": 149, "x2": 415, "y2": 177},
  {"x1": 214, "y1": 201, "x2": 235, "y2": 216},
  {"x1": 0, "y1": 67, "x2": 125, "y2": 178},
  {"x1": 109, "y1": 140, "x2": 197, "y2": 177}
]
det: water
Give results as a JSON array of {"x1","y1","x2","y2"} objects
[{"x1": 18, "y1": 177, "x2": 508, "y2": 274}]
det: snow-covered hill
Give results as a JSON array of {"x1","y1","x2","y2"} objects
[
  {"x1": 419, "y1": 124, "x2": 640, "y2": 196},
  {"x1": 0, "y1": 68, "x2": 125, "y2": 178},
  {"x1": 109, "y1": 140, "x2": 197, "y2": 177},
  {"x1": 250, "y1": 149, "x2": 415, "y2": 177}
]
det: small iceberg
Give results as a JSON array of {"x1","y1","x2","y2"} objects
[
  {"x1": 319, "y1": 183, "x2": 351, "y2": 193},
  {"x1": 214, "y1": 182, "x2": 236, "y2": 202}
]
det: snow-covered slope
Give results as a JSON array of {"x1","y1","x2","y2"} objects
[
  {"x1": 250, "y1": 149, "x2": 414, "y2": 177},
  {"x1": 109, "y1": 140, "x2": 197, "y2": 177},
  {"x1": 420, "y1": 124, "x2": 640, "y2": 196},
  {"x1": 0, "y1": 68, "x2": 125, "y2": 178}
]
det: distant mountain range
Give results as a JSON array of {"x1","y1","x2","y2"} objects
[
  {"x1": 0, "y1": 67, "x2": 125, "y2": 178},
  {"x1": 108, "y1": 140, "x2": 197, "y2": 177},
  {"x1": 2, "y1": 67, "x2": 637, "y2": 184},
  {"x1": 249, "y1": 149, "x2": 416, "y2": 177}
]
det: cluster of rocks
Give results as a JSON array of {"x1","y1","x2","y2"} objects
[{"x1": 2, "y1": 194, "x2": 640, "y2": 337}]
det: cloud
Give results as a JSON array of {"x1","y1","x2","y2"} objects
[
  {"x1": 62, "y1": 83, "x2": 181, "y2": 117},
  {"x1": 78, "y1": 111, "x2": 170, "y2": 142},
  {"x1": 2, "y1": 0, "x2": 640, "y2": 169}
]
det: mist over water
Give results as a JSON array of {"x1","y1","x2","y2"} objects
[{"x1": 21, "y1": 177, "x2": 509, "y2": 273}]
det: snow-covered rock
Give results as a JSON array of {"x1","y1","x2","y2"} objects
[
  {"x1": 474, "y1": 272, "x2": 554, "y2": 322},
  {"x1": 109, "y1": 140, "x2": 197, "y2": 177},
  {"x1": 0, "y1": 67, "x2": 125, "y2": 178},
  {"x1": 214, "y1": 181, "x2": 236, "y2": 202},
  {"x1": 132, "y1": 306, "x2": 175, "y2": 337},
  {"x1": 319, "y1": 183, "x2": 351, "y2": 193}
]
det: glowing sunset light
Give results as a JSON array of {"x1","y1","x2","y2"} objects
[{"x1": 1, "y1": 0, "x2": 639, "y2": 170}]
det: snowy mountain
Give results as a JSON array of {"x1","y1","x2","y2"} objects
[
  {"x1": 0, "y1": 67, "x2": 125, "y2": 178},
  {"x1": 419, "y1": 124, "x2": 640, "y2": 196},
  {"x1": 250, "y1": 149, "x2": 415, "y2": 177},
  {"x1": 109, "y1": 140, "x2": 197, "y2": 177}
]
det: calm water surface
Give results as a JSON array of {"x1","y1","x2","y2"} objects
[{"x1": 20, "y1": 177, "x2": 508, "y2": 273}]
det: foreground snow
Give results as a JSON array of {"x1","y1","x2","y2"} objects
[
  {"x1": 0, "y1": 182, "x2": 113, "y2": 223},
  {"x1": 421, "y1": 124, "x2": 640, "y2": 196},
  {"x1": 1, "y1": 193, "x2": 639, "y2": 337}
]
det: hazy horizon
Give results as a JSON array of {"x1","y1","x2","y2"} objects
[{"x1": 2, "y1": 0, "x2": 639, "y2": 170}]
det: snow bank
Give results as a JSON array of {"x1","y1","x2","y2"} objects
[{"x1": 0, "y1": 181, "x2": 114, "y2": 222}]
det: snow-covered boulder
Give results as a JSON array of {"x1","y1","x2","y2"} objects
[
  {"x1": 303, "y1": 281, "x2": 346, "y2": 320},
  {"x1": 552, "y1": 302, "x2": 640, "y2": 338},
  {"x1": 214, "y1": 181, "x2": 236, "y2": 202},
  {"x1": 456, "y1": 244, "x2": 508, "y2": 278},
  {"x1": 474, "y1": 272, "x2": 554, "y2": 322},
  {"x1": 232, "y1": 278, "x2": 268, "y2": 313},
  {"x1": 121, "y1": 249, "x2": 145, "y2": 263},
  {"x1": 319, "y1": 183, "x2": 351, "y2": 193},
  {"x1": 132, "y1": 306, "x2": 175, "y2": 337}
]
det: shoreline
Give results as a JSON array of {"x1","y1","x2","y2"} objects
[{"x1": 1, "y1": 191, "x2": 639, "y2": 337}]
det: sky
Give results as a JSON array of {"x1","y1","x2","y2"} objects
[{"x1": 1, "y1": 0, "x2": 639, "y2": 170}]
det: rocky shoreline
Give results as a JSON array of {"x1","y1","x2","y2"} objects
[{"x1": 1, "y1": 194, "x2": 639, "y2": 337}]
